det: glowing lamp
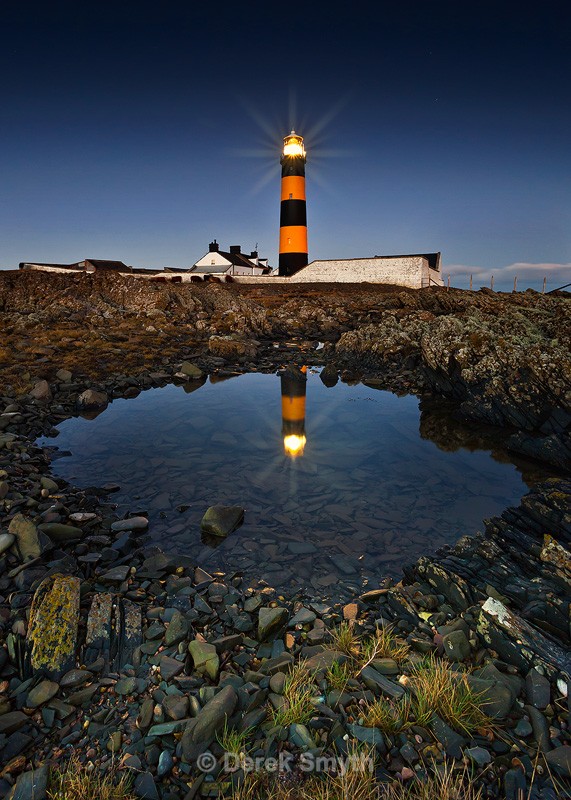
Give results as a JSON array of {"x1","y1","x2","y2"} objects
[{"x1": 282, "y1": 131, "x2": 306, "y2": 158}]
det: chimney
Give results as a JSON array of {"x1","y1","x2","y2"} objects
[
  {"x1": 229, "y1": 245, "x2": 241, "y2": 254},
  {"x1": 209, "y1": 240, "x2": 219, "y2": 252}
]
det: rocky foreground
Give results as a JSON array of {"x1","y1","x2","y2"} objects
[{"x1": 0, "y1": 271, "x2": 570, "y2": 798}]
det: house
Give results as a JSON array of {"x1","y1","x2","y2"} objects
[{"x1": 191, "y1": 241, "x2": 271, "y2": 278}]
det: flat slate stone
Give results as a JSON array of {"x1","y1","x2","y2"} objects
[
  {"x1": 200, "y1": 505, "x2": 244, "y2": 538},
  {"x1": 258, "y1": 607, "x2": 288, "y2": 641},
  {"x1": 8, "y1": 513, "x2": 43, "y2": 561},
  {"x1": 38, "y1": 523, "x2": 83, "y2": 542},
  {"x1": 545, "y1": 745, "x2": 571, "y2": 778},
  {"x1": 160, "y1": 655, "x2": 185, "y2": 682},
  {"x1": 111, "y1": 516, "x2": 149, "y2": 532},
  {"x1": 6, "y1": 764, "x2": 49, "y2": 800}
]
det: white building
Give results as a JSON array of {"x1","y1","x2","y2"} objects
[{"x1": 191, "y1": 241, "x2": 270, "y2": 278}]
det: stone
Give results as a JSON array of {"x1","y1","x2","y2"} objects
[
  {"x1": 8, "y1": 513, "x2": 44, "y2": 561},
  {"x1": 466, "y1": 746, "x2": 492, "y2": 766},
  {"x1": 289, "y1": 723, "x2": 315, "y2": 749},
  {"x1": 157, "y1": 750, "x2": 174, "y2": 777},
  {"x1": 159, "y1": 655, "x2": 185, "y2": 682},
  {"x1": 441, "y1": 630, "x2": 471, "y2": 661},
  {"x1": 38, "y1": 522, "x2": 84, "y2": 542},
  {"x1": 26, "y1": 573, "x2": 80, "y2": 680},
  {"x1": 320, "y1": 365, "x2": 339, "y2": 387},
  {"x1": 111, "y1": 516, "x2": 149, "y2": 531},
  {"x1": 304, "y1": 649, "x2": 347, "y2": 673},
  {"x1": 346, "y1": 723, "x2": 386, "y2": 752},
  {"x1": 77, "y1": 389, "x2": 108, "y2": 410},
  {"x1": 188, "y1": 640, "x2": 220, "y2": 681},
  {"x1": 107, "y1": 730, "x2": 122, "y2": 753},
  {"x1": 163, "y1": 694, "x2": 189, "y2": 721},
  {"x1": 165, "y1": 609, "x2": 190, "y2": 646},
  {"x1": 6, "y1": 763, "x2": 49, "y2": 800},
  {"x1": 360, "y1": 666, "x2": 405, "y2": 699},
  {"x1": 289, "y1": 608, "x2": 316, "y2": 627},
  {"x1": 29, "y1": 380, "x2": 52, "y2": 402},
  {"x1": 100, "y1": 565, "x2": 130, "y2": 582},
  {"x1": 525, "y1": 705, "x2": 551, "y2": 752},
  {"x1": 0, "y1": 711, "x2": 28, "y2": 735},
  {"x1": 525, "y1": 668, "x2": 551, "y2": 709},
  {"x1": 180, "y1": 361, "x2": 204, "y2": 379},
  {"x1": 504, "y1": 768, "x2": 527, "y2": 800},
  {"x1": 26, "y1": 680, "x2": 59, "y2": 708},
  {"x1": 258, "y1": 607, "x2": 288, "y2": 641},
  {"x1": 545, "y1": 745, "x2": 571, "y2": 778},
  {"x1": 115, "y1": 676, "x2": 137, "y2": 695},
  {"x1": 269, "y1": 672, "x2": 286, "y2": 694},
  {"x1": 429, "y1": 714, "x2": 466, "y2": 758},
  {"x1": 40, "y1": 476, "x2": 59, "y2": 493},
  {"x1": 189, "y1": 685, "x2": 238, "y2": 745},
  {"x1": 60, "y1": 669, "x2": 92, "y2": 688},
  {"x1": 134, "y1": 771, "x2": 160, "y2": 799},
  {"x1": 200, "y1": 505, "x2": 244, "y2": 538},
  {"x1": 56, "y1": 368, "x2": 72, "y2": 382},
  {"x1": 0, "y1": 533, "x2": 15, "y2": 555}
]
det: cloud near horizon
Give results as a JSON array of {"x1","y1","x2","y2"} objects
[{"x1": 445, "y1": 262, "x2": 571, "y2": 290}]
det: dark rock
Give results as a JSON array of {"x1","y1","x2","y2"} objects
[
  {"x1": 545, "y1": 745, "x2": 571, "y2": 778},
  {"x1": 258, "y1": 607, "x2": 288, "y2": 641},
  {"x1": 6, "y1": 763, "x2": 49, "y2": 800},
  {"x1": 200, "y1": 505, "x2": 244, "y2": 538},
  {"x1": 525, "y1": 668, "x2": 551, "y2": 709}
]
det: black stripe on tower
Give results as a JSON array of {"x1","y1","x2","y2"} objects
[
  {"x1": 281, "y1": 158, "x2": 306, "y2": 178},
  {"x1": 279, "y1": 253, "x2": 308, "y2": 275},
  {"x1": 280, "y1": 200, "x2": 307, "y2": 227}
]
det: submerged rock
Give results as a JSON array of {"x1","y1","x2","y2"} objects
[{"x1": 200, "y1": 505, "x2": 244, "y2": 538}]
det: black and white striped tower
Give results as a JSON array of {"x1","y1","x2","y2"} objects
[{"x1": 279, "y1": 131, "x2": 308, "y2": 276}]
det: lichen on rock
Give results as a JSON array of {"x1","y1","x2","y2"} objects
[{"x1": 26, "y1": 573, "x2": 80, "y2": 679}]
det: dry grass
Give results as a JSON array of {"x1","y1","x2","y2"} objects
[
  {"x1": 361, "y1": 695, "x2": 418, "y2": 733},
  {"x1": 227, "y1": 753, "x2": 486, "y2": 800},
  {"x1": 47, "y1": 755, "x2": 135, "y2": 800},
  {"x1": 328, "y1": 623, "x2": 410, "y2": 672},
  {"x1": 216, "y1": 720, "x2": 254, "y2": 755},
  {"x1": 406, "y1": 657, "x2": 492, "y2": 735}
]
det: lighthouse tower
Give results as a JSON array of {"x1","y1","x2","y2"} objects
[{"x1": 279, "y1": 131, "x2": 308, "y2": 276}]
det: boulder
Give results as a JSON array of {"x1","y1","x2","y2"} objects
[
  {"x1": 189, "y1": 685, "x2": 237, "y2": 745},
  {"x1": 29, "y1": 380, "x2": 52, "y2": 403},
  {"x1": 200, "y1": 505, "x2": 244, "y2": 538},
  {"x1": 258, "y1": 606, "x2": 288, "y2": 642},
  {"x1": 38, "y1": 522, "x2": 84, "y2": 542},
  {"x1": 26, "y1": 573, "x2": 80, "y2": 679},
  {"x1": 179, "y1": 361, "x2": 204, "y2": 379},
  {"x1": 76, "y1": 389, "x2": 108, "y2": 410},
  {"x1": 8, "y1": 513, "x2": 48, "y2": 561},
  {"x1": 188, "y1": 640, "x2": 220, "y2": 680}
]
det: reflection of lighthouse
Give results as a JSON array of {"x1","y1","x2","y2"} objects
[
  {"x1": 281, "y1": 366, "x2": 307, "y2": 457},
  {"x1": 279, "y1": 131, "x2": 308, "y2": 276}
]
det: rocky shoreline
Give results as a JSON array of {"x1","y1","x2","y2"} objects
[{"x1": 0, "y1": 271, "x2": 570, "y2": 798}]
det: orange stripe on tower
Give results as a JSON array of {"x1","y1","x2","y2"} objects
[
  {"x1": 281, "y1": 176, "x2": 306, "y2": 202},
  {"x1": 279, "y1": 226, "x2": 308, "y2": 254}
]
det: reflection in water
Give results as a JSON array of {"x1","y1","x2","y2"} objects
[
  {"x1": 281, "y1": 366, "x2": 307, "y2": 458},
  {"x1": 38, "y1": 371, "x2": 554, "y2": 593}
]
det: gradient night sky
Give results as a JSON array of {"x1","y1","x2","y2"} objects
[{"x1": 1, "y1": 1, "x2": 570, "y2": 290}]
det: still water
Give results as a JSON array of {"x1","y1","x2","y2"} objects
[{"x1": 38, "y1": 370, "x2": 542, "y2": 593}]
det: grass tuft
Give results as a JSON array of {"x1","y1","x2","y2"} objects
[
  {"x1": 329, "y1": 622, "x2": 361, "y2": 657},
  {"x1": 47, "y1": 755, "x2": 135, "y2": 800},
  {"x1": 361, "y1": 695, "x2": 416, "y2": 733},
  {"x1": 325, "y1": 660, "x2": 353, "y2": 692},
  {"x1": 407, "y1": 656, "x2": 492, "y2": 735},
  {"x1": 271, "y1": 661, "x2": 318, "y2": 727},
  {"x1": 216, "y1": 720, "x2": 253, "y2": 755}
]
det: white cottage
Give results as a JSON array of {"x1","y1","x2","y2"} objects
[{"x1": 191, "y1": 241, "x2": 270, "y2": 277}]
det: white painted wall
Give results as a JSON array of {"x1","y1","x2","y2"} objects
[{"x1": 194, "y1": 252, "x2": 232, "y2": 269}]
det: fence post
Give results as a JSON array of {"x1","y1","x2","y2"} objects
[
  {"x1": 447, "y1": 274, "x2": 450, "y2": 291},
  {"x1": 469, "y1": 274, "x2": 472, "y2": 290},
  {"x1": 491, "y1": 275, "x2": 494, "y2": 291},
  {"x1": 513, "y1": 276, "x2": 517, "y2": 292},
  {"x1": 542, "y1": 277, "x2": 546, "y2": 294}
]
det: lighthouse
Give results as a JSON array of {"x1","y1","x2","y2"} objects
[{"x1": 279, "y1": 131, "x2": 308, "y2": 276}]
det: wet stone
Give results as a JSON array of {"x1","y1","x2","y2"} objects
[
  {"x1": 100, "y1": 565, "x2": 130, "y2": 583},
  {"x1": 111, "y1": 516, "x2": 149, "y2": 532},
  {"x1": 37, "y1": 522, "x2": 83, "y2": 542},
  {"x1": 200, "y1": 505, "x2": 244, "y2": 538}
]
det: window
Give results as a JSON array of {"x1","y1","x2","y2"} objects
[{"x1": 289, "y1": 192, "x2": 293, "y2": 199}]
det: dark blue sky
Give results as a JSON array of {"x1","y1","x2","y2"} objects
[{"x1": 1, "y1": 1, "x2": 569, "y2": 289}]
